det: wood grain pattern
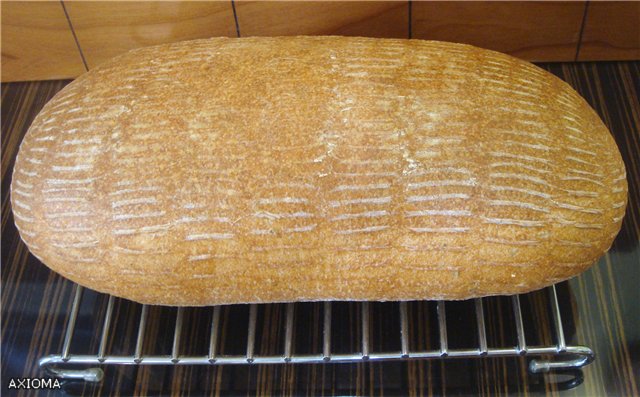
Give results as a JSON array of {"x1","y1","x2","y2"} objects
[
  {"x1": 1, "y1": 62, "x2": 638, "y2": 397},
  {"x1": 0, "y1": 1, "x2": 86, "y2": 82},
  {"x1": 2, "y1": 1, "x2": 640, "y2": 82},
  {"x1": 411, "y1": 1, "x2": 586, "y2": 62},
  {"x1": 578, "y1": 2, "x2": 640, "y2": 61},
  {"x1": 220, "y1": 1, "x2": 408, "y2": 38},
  {"x1": 63, "y1": 1, "x2": 237, "y2": 69}
]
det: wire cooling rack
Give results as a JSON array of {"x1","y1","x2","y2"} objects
[{"x1": 39, "y1": 284, "x2": 594, "y2": 383}]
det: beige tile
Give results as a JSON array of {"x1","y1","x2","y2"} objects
[
  {"x1": 64, "y1": 1, "x2": 237, "y2": 69},
  {"x1": 236, "y1": 1, "x2": 408, "y2": 38},
  {"x1": 412, "y1": 1, "x2": 585, "y2": 62},
  {"x1": 1, "y1": 1, "x2": 86, "y2": 82}
]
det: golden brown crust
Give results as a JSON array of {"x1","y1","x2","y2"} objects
[{"x1": 10, "y1": 36, "x2": 627, "y2": 305}]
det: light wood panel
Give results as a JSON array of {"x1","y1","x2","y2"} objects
[
  {"x1": 578, "y1": 2, "x2": 640, "y2": 61},
  {"x1": 1, "y1": 1, "x2": 86, "y2": 82},
  {"x1": 64, "y1": 1, "x2": 237, "y2": 69},
  {"x1": 2, "y1": 1, "x2": 639, "y2": 82},
  {"x1": 235, "y1": 1, "x2": 408, "y2": 38},
  {"x1": 412, "y1": 1, "x2": 585, "y2": 62}
]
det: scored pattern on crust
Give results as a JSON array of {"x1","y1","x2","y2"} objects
[{"x1": 10, "y1": 37, "x2": 627, "y2": 305}]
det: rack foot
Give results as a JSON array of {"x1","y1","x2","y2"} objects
[
  {"x1": 39, "y1": 356, "x2": 103, "y2": 383},
  {"x1": 528, "y1": 346, "x2": 594, "y2": 373}
]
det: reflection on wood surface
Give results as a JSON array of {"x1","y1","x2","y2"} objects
[
  {"x1": 64, "y1": 1, "x2": 237, "y2": 69},
  {"x1": 2, "y1": 2, "x2": 639, "y2": 81}
]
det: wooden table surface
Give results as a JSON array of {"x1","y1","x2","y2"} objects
[{"x1": 1, "y1": 61, "x2": 638, "y2": 396}]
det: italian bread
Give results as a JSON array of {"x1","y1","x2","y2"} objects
[{"x1": 11, "y1": 36, "x2": 627, "y2": 306}]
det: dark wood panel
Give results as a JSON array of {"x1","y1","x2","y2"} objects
[
  {"x1": 1, "y1": 63, "x2": 639, "y2": 395},
  {"x1": 234, "y1": 1, "x2": 409, "y2": 38},
  {"x1": 578, "y1": 2, "x2": 640, "y2": 61},
  {"x1": 411, "y1": 1, "x2": 585, "y2": 62}
]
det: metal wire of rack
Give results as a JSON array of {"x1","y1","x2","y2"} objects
[{"x1": 39, "y1": 284, "x2": 594, "y2": 383}]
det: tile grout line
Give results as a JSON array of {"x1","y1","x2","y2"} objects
[
  {"x1": 575, "y1": 1, "x2": 590, "y2": 62},
  {"x1": 59, "y1": 0, "x2": 89, "y2": 71},
  {"x1": 408, "y1": 1, "x2": 412, "y2": 39},
  {"x1": 231, "y1": 0, "x2": 241, "y2": 38}
]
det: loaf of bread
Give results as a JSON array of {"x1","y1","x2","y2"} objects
[{"x1": 11, "y1": 36, "x2": 627, "y2": 306}]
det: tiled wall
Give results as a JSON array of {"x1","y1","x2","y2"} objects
[{"x1": 2, "y1": 1, "x2": 639, "y2": 82}]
